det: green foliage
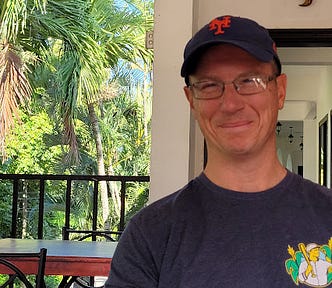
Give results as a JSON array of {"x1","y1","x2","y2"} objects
[
  {"x1": 102, "y1": 93, "x2": 151, "y2": 175},
  {"x1": 125, "y1": 181, "x2": 149, "y2": 222},
  {"x1": 0, "y1": 181, "x2": 12, "y2": 238},
  {"x1": 0, "y1": 0, "x2": 153, "y2": 240},
  {"x1": 3, "y1": 111, "x2": 63, "y2": 174}
]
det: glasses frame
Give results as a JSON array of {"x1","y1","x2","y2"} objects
[{"x1": 189, "y1": 74, "x2": 278, "y2": 100}]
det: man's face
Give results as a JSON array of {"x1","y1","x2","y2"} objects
[
  {"x1": 184, "y1": 44, "x2": 287, "y2": 159},
  {"x1": 309, "y1": 247, "x2": 320, "y2": 261}
]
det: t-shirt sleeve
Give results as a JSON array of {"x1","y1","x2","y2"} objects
[{"x1": 104, "y1": 218, "x2": 159, "y2": 288}]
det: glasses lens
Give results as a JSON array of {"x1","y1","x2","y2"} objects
[
  {"x1": 191, "y1": 75, "x2": 274, "y2": 99},
  {"x1": 236, "y1": 76, "x2": 267, "y2": 95},
  {"x1": 192, "y1": 81, "x2": 223, "y2": 99}
]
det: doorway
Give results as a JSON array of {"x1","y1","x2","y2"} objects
[{"x1": 276, "y1": 121, "x2": 303, "y2": 176}]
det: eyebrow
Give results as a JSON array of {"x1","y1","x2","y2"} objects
[{"x1": 190, "y1": 72, "x2": 269, "y2": 83}]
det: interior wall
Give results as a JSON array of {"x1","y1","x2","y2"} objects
[
  {"x1": 277, "y1": 65, "x2": 320, "y2": 182},
  {"x1": 312, "y1": 67, "x2": 332, "y2": 187},
  {"x1": 195, "y1": 0, "x2": 332, "y2": 28},
  {"x1": 322, "y1": 67, "x2": 332, "y2": 188},
  {"x1": 303, "y1": 120, "x2": 318, "y2": 182}
]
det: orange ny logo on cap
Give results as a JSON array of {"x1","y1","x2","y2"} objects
[{"x1": 209, "y1": 16, "x2": 231, "y2": 35}]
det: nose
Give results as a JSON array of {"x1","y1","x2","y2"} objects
[{"x1": 219, "y1": 83, "x2": 245, "y2": 113}]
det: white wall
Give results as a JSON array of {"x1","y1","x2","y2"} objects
[
  {"x1": 195, "y1": 0, "x2": 332, "y2": 28},
  {"x1": 318, "y1": 67, "x2": 332, "y2": 188},
  {"x1": 278, "y1": 65, "x2": 324, "y2": 181},
  {"x1": 149, "y1": 0, "x2": 193, "y2": 203},
  {"x1": 304, "y1": 120, "x2": 318, "y2": 182},
  {"x1": 151, "y1": 0, "x2": 332, "y2": 201}
]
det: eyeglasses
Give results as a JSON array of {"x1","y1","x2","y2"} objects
[{"x1": 189, "y1": 75, "x2": 277, "y2": 100}]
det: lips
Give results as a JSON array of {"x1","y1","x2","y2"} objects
[{"x1": 220, "y1": 120, "x2": 252, "y2": 129}]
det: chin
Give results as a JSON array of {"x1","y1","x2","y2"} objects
[{"x1": 228, "y1": 148, "x2": 252, "y2": 156}]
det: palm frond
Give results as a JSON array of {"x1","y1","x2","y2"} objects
[
  {"x1": 0, "y1": 0, "x2": 27, "y2": 42},
  {"x1": 0, "y1": 42, "x2": 31, "y2": 158}
]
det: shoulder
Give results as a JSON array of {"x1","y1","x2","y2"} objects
[
  {"x1": 120, "y1": 173, "x2": 216, "y2": 244},
  {"x1": 112, "y1": 175, "x2": 209, "y2": 270},
  {"x1": 284, "y1": 171, "x2": 332, "y2": 201},
  {"x1": 131, "y1": 174, "x2": 207, "y2": 227}
]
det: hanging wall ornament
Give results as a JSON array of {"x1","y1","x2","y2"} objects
[
  {"x1": 299, "y1": 0, "x2": 313, "y2": 7},
  {"x1": 288, "y1": 127, "x2": 294, "y2": 144},
  {"x1": 276, "y1": 121, "x2": 282, "y2": 135}
]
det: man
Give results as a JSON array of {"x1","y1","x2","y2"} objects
[
  {"x1": 298, "y1": 243, "x2": 332, "y2": 286},
  {"x1": 105, "y1": 15, "x2": 332, "y2": 287}
]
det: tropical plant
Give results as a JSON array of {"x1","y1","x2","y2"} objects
[
  {"x1": 0, "y1": 0, "x2": 153, "y2": 231},
  {"x1": 0, "y1": 0, "x2": 153, "y2": 243}
]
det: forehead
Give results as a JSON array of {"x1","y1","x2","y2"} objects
[{"x1": 194, "y1": 44, "x2": 273, "y2": 75}]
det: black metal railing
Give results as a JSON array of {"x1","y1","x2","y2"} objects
[{"x1": 0, "y1": 174, "x2": 150, "y2": 240}]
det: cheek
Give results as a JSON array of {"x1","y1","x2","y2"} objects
[
  {"x1": 256, "y1": 88, "x2": 280, "y2": 114},
  {"x1": 258, "y1": 96, "x2": 280, "y2": 131},
  {"x1": 193, "y1": 101, "x2": 220, "y2": 121},
  {"x1": 268, "y1": 94, "x2": 282, "y2": 117}
]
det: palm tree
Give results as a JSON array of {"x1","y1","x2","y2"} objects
[
  {"x1": 0, "y1": 0, "x2": 153, "y2": 226},
  {"x1": 87, "y1": 0, "x2": 153, "y2": 223},
  {"x1": 0, "y1": 0, "x2": 38, "y2": 158}
]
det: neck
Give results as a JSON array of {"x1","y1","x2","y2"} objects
[{"x1": 204, "y1": 149, "x2": 287, "y2": 192}]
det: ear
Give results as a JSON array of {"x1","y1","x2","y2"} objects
[
  {"x1": 276, "y1": 73, "x2": 287, "y2": 110},
  {"x1": 184, "y1": 86, "x2": 195, "y2": 110}
]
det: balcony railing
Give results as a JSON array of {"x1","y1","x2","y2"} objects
[{"x1": 0, "y1": 174, "x2": 150, "y2": 240}]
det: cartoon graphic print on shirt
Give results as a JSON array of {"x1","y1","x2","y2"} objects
[{"x1": 285, "y1": 238, "x2": 332, "y2": 287}]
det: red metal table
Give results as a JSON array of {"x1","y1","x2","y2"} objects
[{"x1": 0, "y1": 238, "x2": 117, "y2": 287}]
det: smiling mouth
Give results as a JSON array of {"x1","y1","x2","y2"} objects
[{"x1": 221, "y1": 121, "x2": 252, "y2": 129}]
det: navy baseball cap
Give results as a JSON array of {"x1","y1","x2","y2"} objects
[{"x1": 181, "y1": 15, "x2": 281, "y2": 80}]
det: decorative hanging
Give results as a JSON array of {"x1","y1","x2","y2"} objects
[
  {"x1": 299, "y1": 0, "x2": 313, "y2": 7},
  {"x1": 288, "y1": 127, "x2": 294, "y2": 143},
  {"x1": 276, "y1": 121, "x2": 282, "y2": 135}
]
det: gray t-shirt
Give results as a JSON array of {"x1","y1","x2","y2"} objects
[{"x1": 105, "y1": 171, "x2": 332, "y2": 287}]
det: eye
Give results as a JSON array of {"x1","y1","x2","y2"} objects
[
  {"x1": 234, "y1": 76, "x2": 267, "y2": 94},
  {"x1": 195, "y1": 81, "x2": 220, "y2": 92},
  {"x1": 238, "y1": 76, "x2": 261, "y2": 86},
  {"x1": 236, "y1": 76, "x2": 265, "y2": 88}
]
